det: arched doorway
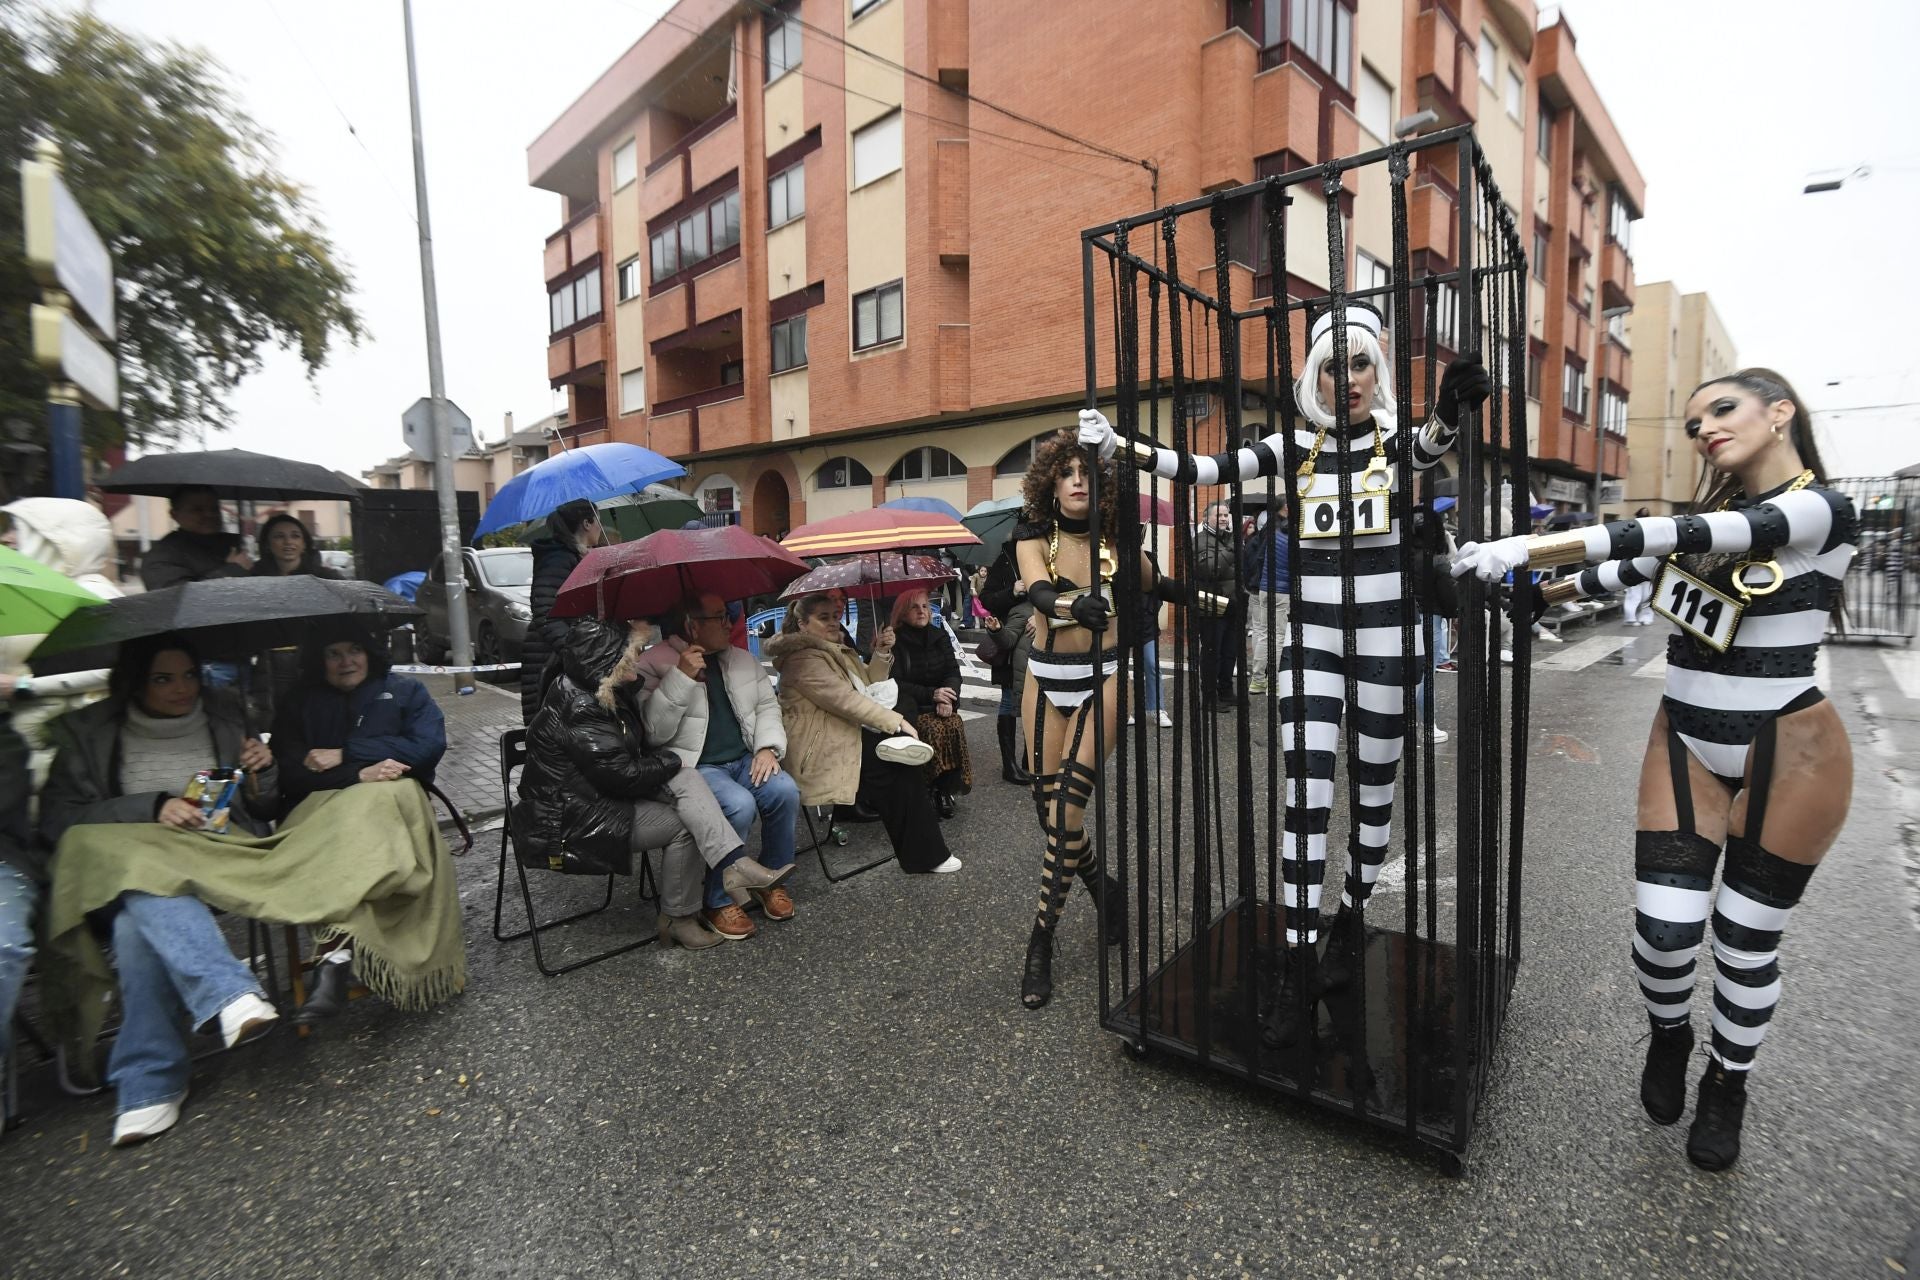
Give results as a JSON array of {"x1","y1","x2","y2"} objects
[{"x1": 752, "y1": 470, "x2": 791, "y2": 539}]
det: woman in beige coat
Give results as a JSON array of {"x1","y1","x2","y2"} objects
[{"x1": 765, "y1": 594, "x2": 960, "y2": 874}]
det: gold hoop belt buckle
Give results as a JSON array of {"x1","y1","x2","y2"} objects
[{"x1": 1732, "y1": 558, "x2": 1783, "y2": 603}]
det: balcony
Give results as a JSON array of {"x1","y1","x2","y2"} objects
[
  {"x1": 1199, "y1": 30, "x2": 1256, "y2": 191},
  {"x1": 1602, "y1": 334, "x2": 1632, "y2": 389},
  {"x1": 544, "y1": 203, "x2": 600, "y2": 283},
  {"x1": 547, "y1": 323, "x2": 606, "y2": 387},
  {"x1": 649, "y1": 383, "x2": 746, "y2": 454},
  {"x1": 688, "y1": 110, "x2": 741, "y2": 194},
  {"x1": 1413, "y1": 3, "x2": 1474, "y2": 127},
  {"x1": 1408, "y1": 172, "x2": 1456, "y2": 259},
  {"x1": 1250, "y1": 61, "x2": 1324, "y2": 171},
  {"x1": 936, "y1": 139, "x2": 970, "y2": 263},
  {"x1": 1564, "y1": 298, "x2": 1592, "y2": 360},
  {"x1": 1601, "y1": 240, "x2": 1634, "y2": 310}
]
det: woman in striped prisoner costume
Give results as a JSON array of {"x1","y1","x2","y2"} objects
[
  {"x1": 1452, "y1": 368, "x2": 1856, "y2": 1172},
  {"x1": 1080, "y1": 303, "x2": 1489, "y2": 1048}
]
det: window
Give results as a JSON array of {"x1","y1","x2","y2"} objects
[
  {"x1": 851, "y1": 0, "x2": 885, "y2": 15},
  {"x1": 1432, "y1": 280, "x2": 1459, "y2": 349},
  {"x1": 678, "y1": 211, "x2": 708, "y2": 266},
  {"x1": 853, "y1": 280, "x2": 904, "y2": 350},
  {"x1": 768, "y1": 162, "x2": 806, "y2": 227},
  {"x1": 719, "y1": 359, "x2": 744, "y2": 387},
  {"x1": 765, "y1": 8, "x2": 801, "y2": 83},
  {"x1": 1606, "y1": 311, "x2": 1628, "y2": 345},
  {"x1": 815, "y1": 456, "x2": 872, "y2": 490},
  {"x1": 995, "y1": 433, "x2": 1053, "y2": 477},
  {"x1": 619, "y1": 367, "x2": 644, "y2": 415},
  {"x1": 1562, "y1": 360, "x2": 1589, "y2": 418},
  {"x1": 549, "y1": 266, "x2": 599, "y2": 333},
  {"x1": 771, "y1": 314, "x2": 807, "y2": 373},
  {"x1": 1527, "y1": 348, "x2": 1544, "y2": 400},
  {"x1": 1537, "y1": 99, "x2": 1555, "y2": 162},
  {"x1": 1601, "y1": 387, "x2": 1628, "y2": 438},
  {"x1": 1281, "y1": 0, "x2": 1352, "y2": 90},
  {"x1": 612, "y1": 139, "x2": 637, "y2": 190},
  {"x1": 1478, "y1": 30, "x2": 1497, "y2": 86},
  {"x1": 1506, "y1": 69, "x2": 1523, "y2": 121},
  {"x1": 617, "y1": 256, "x2": 641, "y2": 303},
  {"x1": 1353, "y1": 250, "x2": 1390, "y2": 327},
  {"x1": 887, "y1": 446, "x2": 965, "y2": 483},
  {"x1": 650, "y1": 229, "x2": 678, "y2": 281},
  {"x1": 710, "y1": 190, "x2": 741, "y2": 254},
  {"x1": 1531, "y1": 229, "x2": 1549, "y2": 281},
  {"x1": 1357, "y1": 63, "x2": 1392, "y2": 142},
  {"x1": 852, "y1": 111, "x2": 903, "y2": 187},
  {"x1": 1608, "y1": 188, "x2": 1635, "y2": 255}
]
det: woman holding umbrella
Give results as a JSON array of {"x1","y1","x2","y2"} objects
[{"x1": 522, "y1": 499, "x2": 607, "y2": 723}]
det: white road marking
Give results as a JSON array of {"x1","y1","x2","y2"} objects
[
  {"x1": 1634, "y1": 653, "x2": 1668, "y2": 680},
  {"x1": 1880, "y1": 648, "x2": 1920, "y2": 702},
  {"x1": 1533, "y1": 633, "x2": 1632, "y2": 671}
]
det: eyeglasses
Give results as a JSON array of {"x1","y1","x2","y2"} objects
[{"x1": 689, "y1": 612, "x2": 727, "y2": 622}]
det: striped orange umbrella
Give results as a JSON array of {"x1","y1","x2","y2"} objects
[{"x1": 779, "y1": 507, "x2": 980, "y2": 558}]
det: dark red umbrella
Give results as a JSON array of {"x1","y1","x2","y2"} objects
[
  {"x1": 1139, "y1": 492, "x2": 1175, "y2": 526},
  {"x1": 550, "y1": 525, "x2": 811, "y2": 620},
  {"x1": 779, "y1": 553, "x2": 952, "y2": 602},
  {"x1": 780, "y1": 507, "x2": 980, "y2": 557}
]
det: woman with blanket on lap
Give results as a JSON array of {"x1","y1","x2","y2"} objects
[{"x1": 270, "y1": 623, "x2": 451, "y2": 1025}]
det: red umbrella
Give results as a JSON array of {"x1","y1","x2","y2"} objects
[
  {"x1": 1139, "y1": 492, "x2": 1175, "y2": 526},
  {"x1": 779, "y1": 553, "x2": 952, "y2": 602},
  {"x1": 550, "y1": 525, "x2": 811, "y2": 620},
  {"x1": 780, "y1": 508, "x2": 980, "y2": 557}
]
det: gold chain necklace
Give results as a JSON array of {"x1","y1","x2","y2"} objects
[
  {"x1": 1047, "y1": 523, "x2": 1114, "y2": 584},
  {"x1": 1724, "y1": 468, "x2": 1815, "y2": 601},
  {"x1": 1296, "y1": 412, "x2": 1392, "y2": 495}
]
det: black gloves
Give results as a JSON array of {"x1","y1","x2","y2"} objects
[
  {"x1": 1069, "y1": 592, "x2": 1112, "y2": 633},
  {"x1": 1435, "y1": 354, "x2": 1492, "y2": 428}
]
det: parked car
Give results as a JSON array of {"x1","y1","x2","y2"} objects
[
  {"x1": 318, "y1": 549, "x2": 357, "y2": 577},
  {"x1": 415, "y1": 546, "x2": 534, "y2": 670}
]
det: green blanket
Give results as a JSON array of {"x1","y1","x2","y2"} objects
[{"x1": 42, "y1": 780, "x2": 466, "y2": 1051}]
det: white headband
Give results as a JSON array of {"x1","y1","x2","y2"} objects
[{"x1": 1308, "y1": 304, "x2": 1383, "y2": 347}]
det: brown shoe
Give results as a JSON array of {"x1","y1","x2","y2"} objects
[
  {"x1": 702, "y1": 904, "x2": 755, "y2": 940},
  {"x1": 752, "y1": 886, "x2": 795, "y2": 921},
  {"x1": 658, "y1": 914, "x2": 725, "y2": 950}
]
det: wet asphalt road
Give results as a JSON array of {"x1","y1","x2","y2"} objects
[{"x1": 2, "y1": 621, "x2": 1915, "y2": 1279}]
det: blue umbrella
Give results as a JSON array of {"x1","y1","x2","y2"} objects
[
  {"x1": 382, "y1": 571, "x2": 427, "y2": 602},
  {"x1": 474, "y1": 443, "x2": 686, "y2": 537},
  {"x1": 880, "y1": 496, "x2": 964, "y2": 521}
]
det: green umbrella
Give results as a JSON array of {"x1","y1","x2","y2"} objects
[
  {"x1": 0, "y1": 545, "x2": 104, "y2": 638},
  {"x1": 956, "y1": 495, "x2": 1025, "y2": 568},
  {"x1": 514, "y1": 484, "x2": 705, "y2": 544}
]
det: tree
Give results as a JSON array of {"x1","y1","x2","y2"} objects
[{"x1": 0, "y1": 5, "x2": 362, "y2": 452}]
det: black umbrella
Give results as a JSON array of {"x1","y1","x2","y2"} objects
[
  {"x1": 100, "y1": 449, "x2": 363, "y2": 501},
  {"x1": 30, "y1": 577, "x2": 419, "y2": 676}
]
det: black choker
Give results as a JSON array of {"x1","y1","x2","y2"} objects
[{"x1": 1054, "y1": 512, "x2": 1090, "y2": 534}]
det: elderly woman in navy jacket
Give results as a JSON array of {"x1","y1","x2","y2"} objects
[{"x1": 270, "y1": 622, "x2": 447, "y2": 1022}]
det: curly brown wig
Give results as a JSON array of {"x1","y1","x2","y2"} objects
[{"x1": 1021, "y1": 428, "x2": 1119, "y2": 542}]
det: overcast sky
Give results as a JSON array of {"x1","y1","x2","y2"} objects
[{"x1": 87, "y1": 0, "x2": 1919, "y2": 480}]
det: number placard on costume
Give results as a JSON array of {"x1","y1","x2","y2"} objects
[
  {"x1": 1652, "y1": 561, "x2": 1743, "y2": 652},
  {"x1": 1298, "y1": 492, "x2": 1393, "y2": 540}
]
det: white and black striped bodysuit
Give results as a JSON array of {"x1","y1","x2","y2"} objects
[
  {"x1": 1144, "y1": 408, "x2": 1456, "y2": 945},
  {"x1": 1549, "y1": 482, "x2": 1857, "y2": 786}
]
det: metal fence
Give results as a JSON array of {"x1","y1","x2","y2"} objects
[
  {"x1": 1826, "y1": 475, "x2": 1917, "y2": 644},
  {"x1": 1079, "y1": 125, "x2": 1530, "y2": 1170}
]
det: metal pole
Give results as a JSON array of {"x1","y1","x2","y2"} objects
[
  {"x1": 45, "y1": 382, "x2": 83, "y2": 499},
  {"x1": 403, "y1": 0, "x2": 472, "y2": 682}
]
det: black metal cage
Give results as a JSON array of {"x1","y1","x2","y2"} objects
[
  {"x1": 1825, "y1": 475, "x2": 1918, "y2": 644},
  {"x1": 1078, "y1": 126, "x2": 1531, "y2": 1168}
]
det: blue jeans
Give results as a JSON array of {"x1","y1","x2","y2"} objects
[
  {"x1": 1139, "y1": 639, "x2": 1166, "y2": 713},
  {"x1": 997, "y1": 683, "x2": 1019, "y2": 716},
  {"x1": 0, "y1": 864, "x2": 37, "y2": 1071},
  {"x1": 107, "y1": 891, "x2": 263, "y2": 1113},
  {"x1": 698, "y1": 757, "x2": 801, "y2": 910},
  {"x1": 1430, "y1": 615, "x2": 1452, "y2": 667}
]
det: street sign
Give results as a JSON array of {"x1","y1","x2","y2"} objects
[
  {"x1": 21, "y1": 148, "x2": 115, "y2": 337},
  {"x1": 30, "y1": 303, "x2": 118, "y2": 410},
  {"x1": 402, "y1": 396, "x2": 473, "y2": 462}
]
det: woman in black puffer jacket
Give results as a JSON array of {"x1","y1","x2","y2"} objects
[
  {"x1": 514, "y1": 617, "x2": 787, "y2": 948},
  {"x1": 886, "y1": 588, "x2": 972, "y2": 818},
  {"x1": 519, "y1": 499, "x2": 605, "y2": 723}
]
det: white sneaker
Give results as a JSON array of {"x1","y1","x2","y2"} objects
[
  {"x1": 1431, "y1": 725, "x2": 1449, "y2": 744},
  {"x1": 217, "y1": 992, "x2": 279, "y2": 1049},
  {"x1": 930, "y1": 855, "x2": 963, "y2": 874},
  {"x1": 1247, "y1": 676, "x2": 1269, "y2": 695},
  {"x1": 112, "y1": 1092, "x2": 187, "y2": 1147},
  {"x1": 1535, "y1": 629, "x2": 1563, "y2": 644},
  {"x1": 876, "y1": 735, "x2": 934, "y2": 767},
  {"x1": 1125, "y1": 715, "x2": 1137, "y2": 726},
  {"x1": 1500, "y1": 649, "x2": 1514, "y2": 665},
  {"x1": 1156, "y1": 711, "x2": 1173, "y2": 728}
]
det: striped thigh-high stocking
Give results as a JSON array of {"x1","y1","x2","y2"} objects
[
  {"x1": 1632, "y1": 829, "x2": 1722, "y2": 1028},
  {"x1": 1031, "y1": 705, "x2": 1097, "y2": 930},
  {"x1": 1277, "y1": 656, "x2": 1339, "y2": 946},
  {"x1": 1339, "y1": 672, "x2": 1406, "y2": 914},
  {"x1": 1708, "y1": 836, "x2": 1816, "y2": 1071}
]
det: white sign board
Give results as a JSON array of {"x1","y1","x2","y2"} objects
[
  {"x1": 31, "y1": 303, "x2": 119, "y2": 410},
  {"x1": 1543, "y1": 478, "x2": 1585, "y2": 504},
  {"x1": 21, "y1": 156, "x2": 115, "y2": 337},
  {"x1": 402, "y1": 396, "x2": 474, "y2": 462},
  {"x1": 1599, "y1": 480, "x2": 1626, "y2": 505}
]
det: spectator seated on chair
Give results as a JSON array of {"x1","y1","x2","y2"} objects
[
  {"x1": 1, "y1": 708, "x2": 40, "y2": 1132},
  {"x1": 36, "y1": 635, "x2": 280, "y2": 1148},
  {"x1": 763, "y1": 594, "x2": 962, "y2": 875},
  {"x1": 517, "y1": 617, "x2": 787, "y2": 947},
  {"x1": 270, "y1": 623, "x2": 449, "y2": 1025},
  {"x1": 886, "y1": 589, "x2": 973, "y2": 820},
  {"x1": 635, "y1": 593, "x2": 801, "y2": 922}
]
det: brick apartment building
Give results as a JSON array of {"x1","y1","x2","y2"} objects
[
  {"x1": 1622, "y1": 282, "x2": 1738, "y2": 516},
  {"x1": 528, "y1": 0, "x2": 1644, "y2": 535}
]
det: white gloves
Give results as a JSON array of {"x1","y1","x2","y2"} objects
[
  {"x1": 1077, "y1": 408, "x2": 1117, "y2": 462},
  {"x1": 1449, "y1": 536, "x2": 1532, "y2": 583}
]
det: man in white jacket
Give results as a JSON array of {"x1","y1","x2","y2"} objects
[{"x1": 635, "y1": 593, "x2": 802, "y2": 921}]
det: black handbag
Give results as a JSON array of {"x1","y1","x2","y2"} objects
[{"x1": 1409, "y1": 506, "x2": 1458, "y2": 620}]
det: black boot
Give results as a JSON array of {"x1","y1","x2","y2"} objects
[
  {"x1": 997, "y1": 715, "x2": 1033, "y2": 785},
  {"x1": 1687, "y1": 1061, "x2": 1749, "y2": 1171},
  {"x1": 1080, "y1": 869, "x2": 1126, "y2": 947},
  {"x1": 293, "y1": 958, "x2": 353, "y2": 1026},
  {"x1": 1640, "y1": 1022, "x2": 1694, "y2": 1126},
  {"x1": 1317, "y1": 907, "x2": 1362, "y2": 992},
  {"x1": 1021, "y1": 922, "x2": 1056, "y2": 1011},
  {"x1": 1261, "y1": 948, "x2": 1313, "y2": 1050},
  {"x1": 932, "y1": 781, "x2": 957, "y2": 820}
]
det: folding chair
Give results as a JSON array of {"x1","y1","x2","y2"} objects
[
  {"x1": 491, "y1": 728, "x2": 659, "y2": 976},
  {"x1": 799, "y1": 805, "x2": 892, "y2": 882}
]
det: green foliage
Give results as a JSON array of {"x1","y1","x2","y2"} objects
[
  {"x1": 0, "y1": 5, "x2": 362, "y2": 450},
  {"x1": 477, "y1": 524, "x2": 530, "y2": 550}
]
